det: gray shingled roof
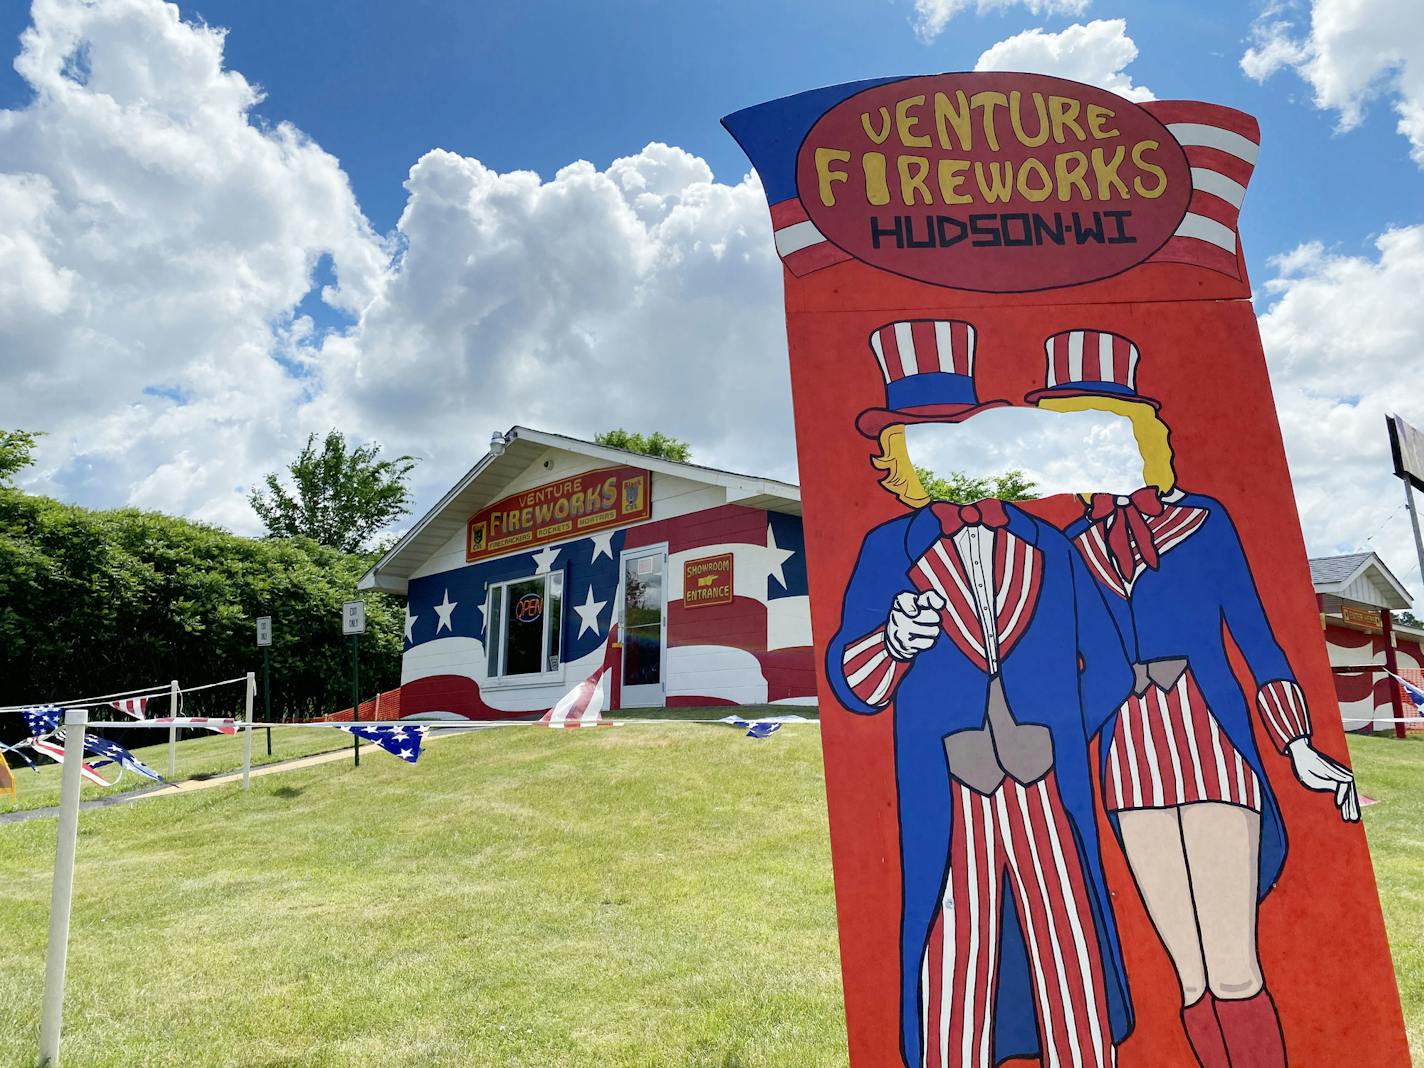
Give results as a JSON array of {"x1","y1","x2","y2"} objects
[{"x1": 1308, "y1": 553, "x2": 1373, "y2": 587}]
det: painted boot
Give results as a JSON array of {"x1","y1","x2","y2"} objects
[
  {"x1": 1214, "y1": 989, "x2": 1287, "y2": 1068},
  {"x1": 1181, "y1": 994, "x2": 1231, "y2": 1068}
]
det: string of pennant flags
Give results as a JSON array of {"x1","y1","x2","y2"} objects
[
  {"x1": 12, "y1": 705, "x2": 169, "y2": 789},
  {"x1": 0, "y1": 663, "x2": 813, "y2": 802},
  {"x1": 9, "y1": 703, "x2": 431, "y2": 785}
]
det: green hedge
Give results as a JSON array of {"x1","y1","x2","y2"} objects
[{"x1": 0, "y1": 489, "x2": 403, "y2": 729}]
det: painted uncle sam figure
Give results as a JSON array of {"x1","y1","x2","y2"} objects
[
  {"x1": 1028, "y1": 329, "x2": 1360, "y2": 1068},
  {"x1": 828, "y1": 320, "x2": 1137, "y2": 1068}
]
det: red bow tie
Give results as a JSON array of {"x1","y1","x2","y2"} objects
[
  {"x1": 1088, "y1": 487, "x2": 1165, "y2": 577},
  {"x1": 932, "y1": 498, "x2": 1010, "y2": 536}
]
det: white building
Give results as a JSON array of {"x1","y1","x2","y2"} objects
[{"x1": 359, "y1": 427, "x2": 816, "y2": 716}]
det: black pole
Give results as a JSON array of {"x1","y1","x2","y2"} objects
[
  {"x1": 351, "y1": 632, "x2": 360, "y2": 768},
  {"x1": 263, "y1": 644, "x2": 272, "y2": 756}
]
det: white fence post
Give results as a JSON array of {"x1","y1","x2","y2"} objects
[
  {"x1": 166, "y1": 678, "x2": 179, "y2": 780},
  {"x1": 38, "y1": 708, "x2": 88, "y2": 1067},
  {"x1": 241, "y1": 671, "x2": 255, "y2": 791}
]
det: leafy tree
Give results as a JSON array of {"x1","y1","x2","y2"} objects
[
  {"x1": 0, "y1": 429, "x2": 40, "y2": 483},
  {"x1": 0, "y1": 489, "x2": 404, "y2": 732},
  {"x1": 595, "y1": 429, "x2": 692, "y2": 462},
  {"x1": 914, "y1": 465, "x2": 1038, "y2": 504},
  {"x1": 250, "y1": 430, "x2": 417, "y2": 552}
]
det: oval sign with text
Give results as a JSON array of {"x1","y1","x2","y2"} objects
[
  {"x1": 515, "y1": 594, "x2": 543, "y2": 623},
  {"x1": 794, "y1": 72, "x2": 1192, "y2": 292}
]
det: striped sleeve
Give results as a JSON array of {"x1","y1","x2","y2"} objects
[
  {"x1": 841, "y1": 625, "x2": 913, "y2": 708},
  {"x1": 1255, "y1": 679, "x2": 1312, "y2": 751}
]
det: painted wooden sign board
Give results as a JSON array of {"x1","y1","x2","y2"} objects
[
  {"x1": 684, "y1": 552, "x2": 735, "y2": 608},
  {"x1": 1340, "y1": 603, "x2": 1382, "y2": 630},
  {"x1": 466, "y1": 464, "x2": 651, "y2": 563},
  {"x1": 724, "y1": 73, "x2": 1409, "y2": 1068}
]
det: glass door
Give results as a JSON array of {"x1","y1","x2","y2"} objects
[{"x1": 619, "y1": 546, "x2": 667, "y2": 708}]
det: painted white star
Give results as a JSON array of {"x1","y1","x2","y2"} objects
[
  {"x1": 434, "y1": 589, "x2": 458, "y2": 633},
  {"x1": 766, "y1": 522, "x2": 796, "y2": 591},
  {"x1": 403, "y1": 606, "x2": 418, "y2": 642},
  {"x1": 574, "y1": 585, "x2": 607, "y2": 638},
  {"x1": 532, "y1": 544, "x2": 561, "y2": 575},
  {"x1": 589, "y1": 529, "x2": 615, "y2": 563}
]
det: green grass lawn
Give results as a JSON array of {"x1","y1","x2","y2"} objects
[
  {"x1": 0, "y1": 721, "x2": 1414, "y2": 1067},
  {"x1": 1346, "y1": 733, "x2": 1424, "y2": 1062},
  {"x1": 0, "y1": 719, "x2": 843, "y2": 1067}
]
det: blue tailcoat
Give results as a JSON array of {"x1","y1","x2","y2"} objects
[
  {"x1": 1065, "y1": 492, "x2": 1293, "y2": 897},
  {"x1": 827, "y1": 504, "x2": 1135, "y2": 1067}
]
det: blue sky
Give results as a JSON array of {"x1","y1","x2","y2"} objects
[
  {"x1": 0, "y1": 0, "x2": 1411, "y2": 273},
  {"x1": 1, "y1": 0, "x2": 1422, "y2": 584},
  {"x1": 185, "y1": 2, "x2": 1424, "y2": 269}
]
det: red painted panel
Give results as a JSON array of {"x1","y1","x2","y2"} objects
[
  {"x1": 398, "y1": 675, "x2": 532, "y2": 721},
  {"x1": 753, "y1": 647, "x2": 818, "y2": 702},
  {"x1": 668, "y1": 595, "x2": 767, "y2": 652},
  {"x1": 624, "y1": 503, "x2": 766, "y2": 554}
]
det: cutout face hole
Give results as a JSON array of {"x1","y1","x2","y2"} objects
[{"x1": 900, "y1": 407, "x2": 1151, "y2": 503}]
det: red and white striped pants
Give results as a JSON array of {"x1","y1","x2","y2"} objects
[{"x1": 920, "y1": 772, "x2": 1114, "y2": 1068}]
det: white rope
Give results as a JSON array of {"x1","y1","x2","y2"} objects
[
  {"x1": 0, "y1": 675, "x2": 249, "y2": 715},
  {"x1": 174, "y1": 676, "x2": 247, "y2": 695},
  {"x1": 0, "y1": 682, "x2": 170, "y2": 714}
]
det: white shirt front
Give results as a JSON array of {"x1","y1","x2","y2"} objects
[{"x1": 952, "y1": 525, "x2": 1001, "y2": 673}]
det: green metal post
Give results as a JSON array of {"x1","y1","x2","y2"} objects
[
  {"x1": 263, "y1": 644, "x2": 272, "y2": 756},
  {"x1": 351, "y1": 632, "x2": 360, "y2": 768}
]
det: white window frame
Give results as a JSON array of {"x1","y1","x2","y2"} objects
[{"x1": 483, "y1": 569, "x2": 565, "y2": 689}]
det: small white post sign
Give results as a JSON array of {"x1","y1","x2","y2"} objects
[
  {"x1": 342, "y1": 600, "x2": 367, "y2": 636},
  {"x1": 255, "y1": 616, "x2": 272, "y2": 647}
]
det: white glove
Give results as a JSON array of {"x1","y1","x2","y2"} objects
[
  {"x1": 1286, "y1": 739, "x2": 1360, "y2": 822},
  {"x1": 886, "y1": 590, "x2": 945, "y2": 661}
]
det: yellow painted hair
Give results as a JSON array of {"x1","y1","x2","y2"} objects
[
  {"x1": 1036, "y1": 394, "x2": 1177, "y2": 492},
  {"x1": 870, "y1": 425, "x2": 931, "y2": 508}
]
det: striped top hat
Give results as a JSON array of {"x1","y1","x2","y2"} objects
[
  {"x1": 1023, "y1": 329, "x2": 1160, "y2": 409},
  {"x1": 855, "y1": 319, "x2": 1008, "y2": 438}
]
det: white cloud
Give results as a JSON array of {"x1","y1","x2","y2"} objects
[
  {"x1": 1257, "y1": 226, "x2": 1424, "y2": 591},
  {"x1": 304, "y1": 144, "x2": 791, "y2": 506},
  {"x1": 8, "y1": 0, "x2": 1414, "y2": 600},
  {"x1": 0, "y1": 0, "x2": 389, "y2": 530},
  {"x1": 1242, "y1": 0, "x2": 1424, "y2": 165},
  {"x1": 0, "y1": 0, "x2": 792, "y2": 534},
  {"x1": 974, "y1": 19, "x2": 1155, "y2": 101},
  {"x1": 914, "y1": 0, "x2": 1089, "y2": 42}
]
